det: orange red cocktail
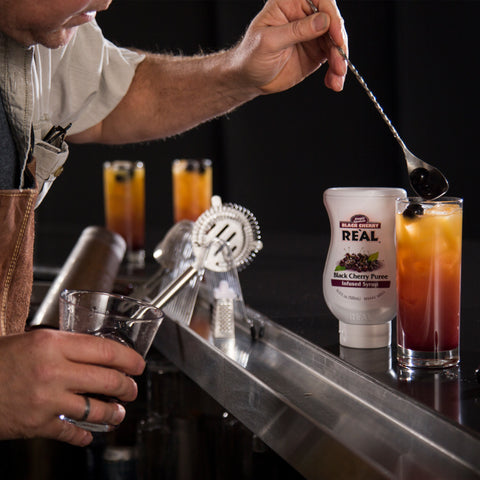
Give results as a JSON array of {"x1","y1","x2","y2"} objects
[
  {"x1": 396, "y1": 197, "x2": 463, "y2": 368},
  {"x1": 172, "y1": 159, "x2": 212, "y2": 223},
  {"x1": 103, "y1": 160, "x2": 145, "y2": 266}
]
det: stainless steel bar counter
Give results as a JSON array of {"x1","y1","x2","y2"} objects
[
  {"x1": 31, "y1": 229, "x2": 480, "y2": 479},
  {"x1": 150, "y1": 232, "x2": 480, "y2": 480}
]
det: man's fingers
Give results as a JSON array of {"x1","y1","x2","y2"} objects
[
  {"x1": 324, "y1": 69, "x2": 345, "y2": 92},
  {"x1": 62, "y1": 362, "x2": 139, "y2": 403},
  {"x1": 59, "y1": 393, "x2": 126, "y2": 428},
  {"x1": 305, "y1": 0, "x2": 348, "y2": 52},
  {"x1": 48, "y1": 418, "x2": 93, "y2": 447},
  {"x1": 61, "y1": 332, "x2": 146, "y2": 376},
  {"x1": 267, "y1": 13, "x2": 331, "y2": 50}
]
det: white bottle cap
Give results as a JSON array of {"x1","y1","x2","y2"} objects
[{"x1": 339, "y1": 321, "x2": 391, "y2": 349}]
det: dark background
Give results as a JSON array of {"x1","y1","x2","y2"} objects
[
  {"x1": 35, "y1": 0, "x2": 480, "y2": 263},
  {"x1": 21, "y1": 4, "x2": 480, "y2": 477}
]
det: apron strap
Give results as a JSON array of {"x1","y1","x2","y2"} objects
[{"x1": 0, "y1": 188, "x2": 37, "y2": 335}]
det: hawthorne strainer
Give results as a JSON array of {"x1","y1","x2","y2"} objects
[
  {"x1": 148, "y1": 196, "x2": 262, "y2": 319},
  {"x1": 191, "y1": 196, "x2": 263, "y2": 272}
]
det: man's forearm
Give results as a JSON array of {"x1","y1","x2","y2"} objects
[
  {"x1": 69, "y1": 49, "x2": 260, "y2": 145},
  {"x1": 69, "y1": 0, "x2": 348, "y2": 146}
]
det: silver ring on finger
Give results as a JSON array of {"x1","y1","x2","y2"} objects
[{"x1": 80, "y1": 396, "x2": 91, "y2": 422}]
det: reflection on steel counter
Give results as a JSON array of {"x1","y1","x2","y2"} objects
[{"x1": 134, "y1": 354, "x2": 305, "y2": 480}]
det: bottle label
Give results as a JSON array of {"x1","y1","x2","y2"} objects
[
  {"x1": 322, "y1": 188, "x2": 405, "y2": 327},
  {"x1": 330, "y1": 214, "x2": 391, "y2": 292}
]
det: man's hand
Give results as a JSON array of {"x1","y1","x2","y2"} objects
[
  {"x1": 232, "y1": 0, "x2": 348, "y2": 94},
  {"x1": 0, "y1": 329, "x2": 145, "y2": 446},
  {"x1": 69, "y1": 0, "x2": 348, "y2": 145}
]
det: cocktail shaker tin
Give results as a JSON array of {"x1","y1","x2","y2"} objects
[{"x1": 31, "y1": 226, "x2": 126, "y2": 328}]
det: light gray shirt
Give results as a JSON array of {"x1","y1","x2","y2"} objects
[{"x1": 0, "y1": 20, "x2": 145, "y2": 206}]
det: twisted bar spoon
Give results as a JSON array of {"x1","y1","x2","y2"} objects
[{"x1": 307, "y1": 0, "x2": 448, "y2": 200}]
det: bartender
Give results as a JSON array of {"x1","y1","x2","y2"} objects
[{"x1": 0, "y1": 0, "x2": 347, "y2": 447}]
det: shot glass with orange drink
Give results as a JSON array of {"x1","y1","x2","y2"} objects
[
  {"x1": 103, "y1": 160, "x2": 145, "y2": 268},
  {"x1": 172, "y1": 159, "x2": 212, "y2": 222},
  {"x1": 395, "y1": 197, "x2": 463, "y2": 368}
]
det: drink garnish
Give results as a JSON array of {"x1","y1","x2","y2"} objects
[{"x1": 402, "y1": 203, "x2": 424, "y2": 219}]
